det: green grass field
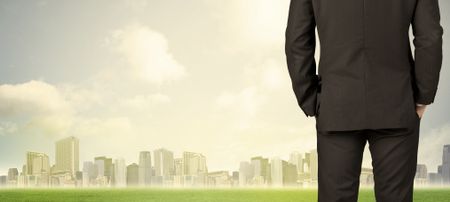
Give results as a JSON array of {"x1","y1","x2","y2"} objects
[{"x1": 0, "y1": 187, "x2": 449, "y2": 202}]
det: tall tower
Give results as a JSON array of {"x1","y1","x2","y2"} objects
[
  {"x1": 55, "y1": 136, "x2": 79, "y2": 176},
  {"x1": 139, "y1": 151, "x2": 152, "y2": 185},
  {"x1": 26, "y1": 151, "x2": 50, "y2": 176},
  {"x1": 154, "y1": 148, "x2": 174, "y2": 177},
  {"x1": 442, "y1": 145, "x2": 450, "y2": 184},
  {"x1": 94, "y1": 156, "x2": 113, "y2": 182},
  {"x1": 127, "y1": 163, "x2": 139, "y2": 186},
  {"x1": 7, "y1": 168, "x2": 18, "y2": 182},
  {"x1": 114, "y1": 158, "x2": 126, "y2": 187},
  {"x1": 309, "y1": 149, "x2": 318, "y2": 182},
  {"x1": 251, "y1": 156, "x2": 270, "y2": 184},
  {"x1": 289, "y1": 151, "x2": 304, "y2": 173},
  {"x1": 182, "y1": 151, "x2": 208, "y2": 186},
  {"x1": 182, "y1": 151, "x2": 207, "y2": 176},
  {"x1": 26, "y1": 151, "x2": 50, "y2": 186},
  {"x1": 239, "y1": 161, "x2": 253, "y2": 186},
  {"x1": 270, "y1": 157, "x2": 283, "y2": 187}
]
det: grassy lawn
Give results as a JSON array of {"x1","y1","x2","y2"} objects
[{"x1": 0, "y1": 187, "x2": 449, "y2": 202}]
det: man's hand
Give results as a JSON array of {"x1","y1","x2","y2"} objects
[{"x1": 415, "y1": 103, "x2": 427, "y2": 119}]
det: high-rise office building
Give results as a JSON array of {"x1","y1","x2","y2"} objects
[
  {"x1": 182, "y1": 151, "x2": 208, "y2": 186},
  {"x1": 55, "y1": 136, "x2": 79, "y2": 176},
  {"x1": 270, "y1": 157, "x2": 283, "y2": 187},
  {"x1": 26, "y1": 151, "x2": 50, "y2": 186},
  {"x1": 0, "y1": 176, "x2": 6, "y2": 186},
  {"x1": 441, "y1": 145, "x2": 450, "y2": 184},
  {"x1": 114, "y1": 158, "x2": 126, "y2": 187},
  {"x1": 8, "y1": 168, "x2": 18, "y2": 182},
  {"x1": 26, "y1": 151, "x2": 50, "y2": 176},
  {"x1": 416, "y1": 164, "x2": 428, "y2": 179},
  {"x1": 239, "y1": 161, "x2": 253, "y2": 186},
  {"x1": 154, "y1": 148, "x2": 174, "y2": 177},
  {"x1": 289, "y1": 152, "x2": 304, "y2": 173},
  {"x1": 139, "y1": 151, "x2": 152, "y2": 185},
  {"x1": 309, "y1": 149, "x2": 318, "y2": 182},
  {"x1": 174, "y1": 158, "x2": 183, "y2": 176},
  {"x1": 127, "y1": 163, "x2": 139, "y2": 186},
  {"x1": 251, "y1": 156, "x2": 270, "y2": 184},
  {"x1": 94, "y1": 156, "x2": 113, "y2": 180},
  {"x1": 428, "y1": 172, "x2": 443, "y2": 185},
  {"x1": 283, "y1": 161, "x2": 298, "y2": 185},
  {"x1": 415, "y1": 164, "x2": 428, "y2": 185},
  {"x1": 82, "y1": 161, "x2": 97, "y2": 186},
  {"x1": 303, "y1": 152, "x2": 311, "y2": 173},
  {"x1": 182, "y1": 151, "x2": 207, "y2": 176},
  {"x1": 232, "y1": 171, "x2": 239, "y2": 186}
]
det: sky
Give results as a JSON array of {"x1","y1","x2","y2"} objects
[{"x1": 0, "y1": 0, "x2": 449, "y2": 175}]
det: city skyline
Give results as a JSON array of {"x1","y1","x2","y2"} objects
[
  {"x1": 1, "y1": 135, "x2": 450, "y2": 188},
  {"x1": 1, "y1": 133, "x2": 448, "y2": 177}
]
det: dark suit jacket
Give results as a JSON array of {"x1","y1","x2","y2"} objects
[{"x1": 285, "y1": 0, "x2": 444, "y2": 131}]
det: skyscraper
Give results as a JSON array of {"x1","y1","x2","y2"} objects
[
  {"x1": 127, "y1": 163, "x2": 139, "y2": 186},
  {"x1": 238, "y1": 161, "x2": 253, "y2": 186},
  {"x1": 8, "y1": 168, "x2": 18, "y2": 182},
  {"x1": 82, "y1": 161, "x2": 97, "y2": 187},
  {"x1": 309, "y1": 149, "x2": 318, "y2": 182},
  {"x1": 55, "y1": 136, "x2": 79, "y2": 176},
  {"x1": 181, "y1": 151, "x2": 208, "y2": 186},
  {"x1": 26, "y1": 151, "x2": 50, "y2": 186},
  {"x1": 94, "y1": 156, "x2": 113, "y2": 184},
  {"x1": 283, "y1": 161, "x2": 298, "y2": 186},
  {"x1": 303, "y1": 152, "x2": 311, "y2": 173},
  {"x1": 270, "y1": 157, "x2": 283, "y2": 187},
  {"x1": 138, "y1": 151, "x2": 152, "y2": 186},
  {"x1": 442, "y1": 145, "x2": 450, "y2": 184},
  {"x1": 0, "y1": 176, "x2": 6, "y2": 186},
  {"x1": 251, "y1": 156, "x2": 270, "y2": 184},
  {"x1": 415, "y1": 164, "x2": 428, "y2": 185},
  {"x1": 174, "y1": 158, "x2": 183, "y2": 176},
  {"x1": 26, "y1": 151, "x2": 50, "y2": 176},
  {"x1": 289, "y1": 152, "x2": 304, "y2": 173},
  {"x1": 154, "y1": 148, "x2": 174, "y2": 177},
  {"x1": 182, "y1": 151, "x2": 207, "y2": 176},
  {"x1": 114, "y1": 158, "x2": 126, "y2": 187}
]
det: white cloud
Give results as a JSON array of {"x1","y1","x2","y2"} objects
[
  {"x1": 106, "y1": 23, "x2": 187, "y2": 85},
  {"x1": 0, "y1": 122, "x2": 18, "y2": 136},
  {"x1": 202, "y1": 0, "x2": 290, "y2": 50},
  {"x1": 214, "y1": 58, "x2": 290, "y2": 129},
  {"x1": 58, "y1": 83, "x2": 104, "y2": 113},
  {"x1": 0, "y1": 80, "x2": 72, "y2": 116},
  {"x1": 0, "y1": 80, "x2": 74, "y2": 137},
  {"x1": 215, "y1": 86, "x2": 267, "y2": 129},
  {"x1": 0, "y1": 79, "x2": 165, "y2": 139},
  {"x1": 232, "y1": 0, "x2": 290, "y2": 45}
]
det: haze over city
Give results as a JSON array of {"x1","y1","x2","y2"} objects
[
  {"x1": 2, "y1": 135, "x2": 449, "y2": 187},
  {"x1": 1, "y1": 0, "x2": 450, "y2": 182}
]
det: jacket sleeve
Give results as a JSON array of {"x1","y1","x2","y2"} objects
[
  {"x1": 411, "y1": 0, "x2": 444, "y2": 105},
  {"x1": 285, "y1": 0, "x2": 319, "y2": 117}
]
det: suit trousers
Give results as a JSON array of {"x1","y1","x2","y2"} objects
[{"x1": 317, "y1": 115, "x2": 421, "y2": 202}]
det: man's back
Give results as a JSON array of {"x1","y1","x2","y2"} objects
[{"x1": 285, "y1": 0, "x2": 443, "y2": 131}]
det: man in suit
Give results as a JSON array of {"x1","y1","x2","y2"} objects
[{"x1": 285, "y1": 0, "x2": 443, "y2": 201}]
